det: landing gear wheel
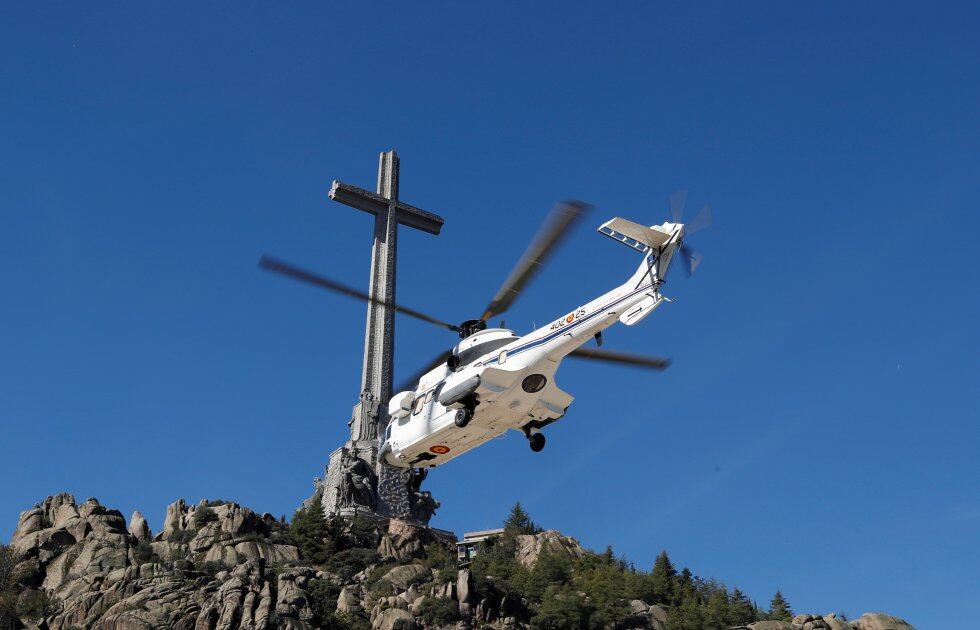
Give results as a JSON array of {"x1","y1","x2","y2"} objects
[
  {"x1": 454, "y1": 408, "x2": 472, "y2": 428},
  {"x1": 528, "y1": 432, "x2": 546, "y2": 453}
]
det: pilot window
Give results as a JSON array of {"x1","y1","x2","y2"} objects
[
  {"x1": 412, "y1": 396, "x2": 425, "y2": 415},
  {"x1": 424, "y1": 389, "x2": 435, "y2": 404}
]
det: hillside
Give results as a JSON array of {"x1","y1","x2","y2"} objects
[{"x1": 1, "y1": 494, "x2": 915, "y2": 630}]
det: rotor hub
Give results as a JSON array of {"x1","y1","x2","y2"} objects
[{"x1": 458, "y1": 319, "x2": 487, "y2": 339}]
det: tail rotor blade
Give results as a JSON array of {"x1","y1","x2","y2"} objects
[
  {"x1": 685, "y1": 203, "x2": 713, "y2": 235},
  {"x1": 679, "y1": 244, "x2": 702, "y2": 277},
  {"x1": 668, "y1": 189, "x2": 688, "y2": 223}
]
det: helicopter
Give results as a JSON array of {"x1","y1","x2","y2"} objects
[{"x1": 260, "y1": 192, "x2": 710, "y2": 468}]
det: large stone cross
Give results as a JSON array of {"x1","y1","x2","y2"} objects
[
  {"x1": 329, "y1": 151, "x2": 444, "y2": 441},
  {"x1": 323, "y1": 150, "x2": 444, "y2": 519}
]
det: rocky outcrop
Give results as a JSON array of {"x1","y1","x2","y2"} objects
[
  {"x1": 3, "y1": 494, "x2": 916, "y2": 630},
  {"x1": 512, "y1": 529, "x2": 584, "y2": 568},
  {"x1": 744, "y1": 612, "x2": 917, "y2": 630},
  {"x1": 5, "y1": 495, "x2": 306, "y2": 630},
  {"x1": 851, "y1": 612, "x2": 916, "y2": 630}
]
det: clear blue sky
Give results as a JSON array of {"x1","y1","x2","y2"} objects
[{"x1": 2, "y1": 3, "x2": 977, "y2": 627}]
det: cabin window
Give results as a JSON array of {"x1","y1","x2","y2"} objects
[
  {"x1": 454, "y1": 337, "x2": 517, "y2": 369},
  {"x1": 412, "y1": 396, "x2": 425, "y2": 415}
]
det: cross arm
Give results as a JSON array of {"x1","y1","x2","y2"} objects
[{"x1": 329, "y1": 181, "x2": 444, "y2": 235}]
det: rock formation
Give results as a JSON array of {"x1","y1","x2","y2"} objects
[{"x1": 2, "y1": 494, "x2": 917, "y2": 630}]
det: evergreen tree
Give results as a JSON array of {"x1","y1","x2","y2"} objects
[
  {"x1": 650, "y1": 550, "x2": 677, "y2": 604},
  {"x1": 665, "y1": 594, "x2": 704, "y2": 630},
  {"x1": 767, "y1": 590, "x2": 793, "y2": 621},
  {"x1": 729, "y1": 588, "x2": 756, "y2": 625},
  {"x1": 574, "y1": 557, "x2": 627, "y2": 629},
  {"x1": 504, "y1": 502, "x2": 540, "y2": 534},
  {"x1": 290, "y1": 502, "x2": 332, "y2": 564},
  {"x1": 523, "y1": 550, "x2": 572, "y2": 603},
  {"x1": 533, "y1": 584, "x2": 593, "y2": 630},
  {"x1": 673, "y1": 567, "x2": 695, "y2": 605},
  {"x1": 703, "y1": 588, "x2": 731, "y2": 630}
]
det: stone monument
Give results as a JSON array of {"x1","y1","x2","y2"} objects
[{"x1": 312, "y1": 150, "x2": 444, "y2": 523}]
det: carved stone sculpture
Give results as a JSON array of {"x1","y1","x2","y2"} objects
[
  {"x1": 339, "y1": 449, "x2": 377, "y2": 509},
  {"x1": 409, "y1": 489, "x2": 440, "y2": 523}
]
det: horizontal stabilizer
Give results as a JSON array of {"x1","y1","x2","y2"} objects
[{"x1": 598, "y1": 218, "x2": 672, "y2": 252}]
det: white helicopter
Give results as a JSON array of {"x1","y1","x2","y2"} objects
[{"x1": 260, "y1": 192, "x2": 710, "y2": 469}]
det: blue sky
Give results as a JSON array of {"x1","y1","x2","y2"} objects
[{"x1": 1, "y1": 2, "x2": 977, "y2": 627}]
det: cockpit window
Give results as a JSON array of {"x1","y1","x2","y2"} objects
[
  {"x1": 424, "y1": 389, "x2": 435, "y2": 404},
  {"x1": 454, "y1": 337, "x2": 515, "y2": 369},
  {"x1": 412, "y1": 396, "x2": 425, "y2": 415}
]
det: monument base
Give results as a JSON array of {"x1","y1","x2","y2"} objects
[{"x1": 314, "y1": 441, "x2": 439, "y2": 524}]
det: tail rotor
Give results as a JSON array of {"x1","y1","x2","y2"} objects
[{"x1": 666, "y1": 190, "x2": 712, "y2": 277}]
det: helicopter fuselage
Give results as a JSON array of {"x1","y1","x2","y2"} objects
[{"x1": 380, "y1": 259, "x2": 670, "y2": 468}]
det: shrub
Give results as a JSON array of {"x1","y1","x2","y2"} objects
[
  {"x1": 306, "y1": 578, "x2": 340, "y2": 623},
  {"x1": 417, "y1": 596, "x2": 460, "y2": 626},
  {"x1": 344, "y1": 516, "x2": 379, "y2": 550},
  {"x1": 0, "y1": 589, "x2": 18, "y2": 630},
  {"x1": 423, "y1": 542, "x2": 456, "y2": 581},
  {"x1": 198, "y1": 561, "x2": 228, "y2": 577},
  {"x1": 326, "y1": 548, "x2": 380, "y2": 582},
  {"x1": 16, "y1": 589, "x2": 58, "y2": 619},
  {"x1": 132, "y1": 541, "x2": 162, "y2": 566},
  {"x1": 193, "y1": 506, "x2": 219, "y2": 528},
  {"x1": 167, "y1": 545, "x2": 191, "y2": 569},
  {"x1": 169, "y1": 529, "x2": 195, "y2": 544},
  {"x1": 366, "y1": 579, "x2": 393, "y2": 604}
]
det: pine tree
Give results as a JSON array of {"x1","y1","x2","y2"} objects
[
  {"x1": 650, "y1": 550, "x2": 677, "y2": 604},
  {"x1": 703, "y1": 588, "x2": 731, "y2": 630},
  {"x1": 767, "y1": 590, "x2": 793, "y2": 622},
  {"x1": 523, "y1": 550, "x2": 571, "y2": 603},
  {"x1": 673, "y1": 567, "x2": 695, "y2": 605},
  {"x1": 290, "y1": 502, "x2": 331, "y2": 564},
  {"x1": 729, "y1": 588, "x2": 755, "y2": 625},
  {"x1": 504, "y1": 502, "x2": 540, "y2": 534},
  {"x1": 666, "y1": 594, "x2": 705, "y2": 630}
]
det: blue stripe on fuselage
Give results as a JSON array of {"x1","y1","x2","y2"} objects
[{"x1": 479, "y1": 283, "x2": 655, "y2": 368}]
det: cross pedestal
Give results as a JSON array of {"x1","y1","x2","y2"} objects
[{"x1": 315, "y1": 151, "x2": 444, "y2": 523}]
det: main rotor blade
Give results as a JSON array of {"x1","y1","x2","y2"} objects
[
  {"x1": 393, "y1": 350, "x2": 453, "y2": 395},
  {"x1": 668, "y1": 189, "x2": 688, "y2": 223},
  {"x1": 259, "y1": 255, "x2": 459, "y2": 332},
  {"x1": 685, "y1": 202, "x2": 713, "y2": 235},
  {"x1": 481, "y1": 200, "x2": 591, "y2": 321},
  {"x1": 568, "y1": 347, "x2": 671, "y2": 370}
]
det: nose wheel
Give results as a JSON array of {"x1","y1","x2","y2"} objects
[{"x1": 528, "y1": 432, "x2": 546, "y2": 453}]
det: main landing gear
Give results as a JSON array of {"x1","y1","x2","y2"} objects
[
  {"x1": 527, "y1": 431, "x2": 546, "y2": 453},
  {"x1": 454, "y1": 408, "x2": 473, "y2": 428}
]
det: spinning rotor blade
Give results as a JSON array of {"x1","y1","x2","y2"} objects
[
  {"x1": 568, "y1": 347, "x2": 671, "y2": 370},
  {"x1": 392, "y1": 350, "x2": 454, "y2": 395},
  {"x1": 678, "y1": 244, "x2": 702, "y2": 277},
  {"x1": 259, "y1": 255, "x2": 459, "y2": 332},
  {"x1": 684, "y1": 203, "x2": 713, "y2": 235},
  {"x1": 668, "y1": 189, "x2": 688, "y2": 223},
  {"x1": 481, "y1": 200, "x2": 591, "y2": 321}
]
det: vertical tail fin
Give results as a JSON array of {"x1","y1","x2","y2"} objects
[{"x1": 597, "y1": 217, "x2": 683, "y2": 287}]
